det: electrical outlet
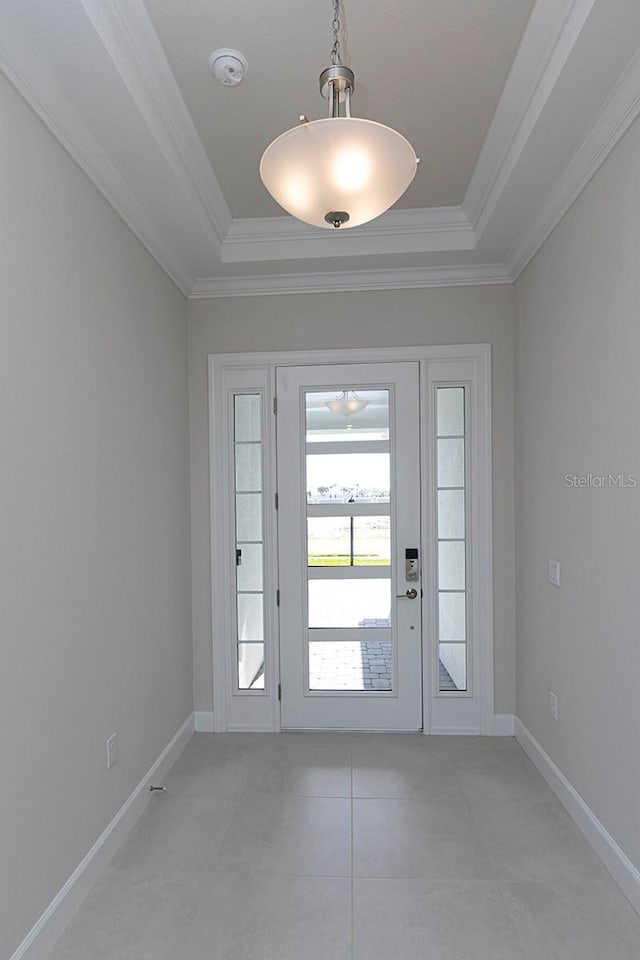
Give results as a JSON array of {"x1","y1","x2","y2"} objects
[
  {"x1": 549, "y1": 692, "x2": 558, "y2": 721},
  {"x1": 548, "y1": 560, "x2": 561, "y2": 587},
  {"x1": 106, "y1": 733, "x2": 117, "y2": 769}
]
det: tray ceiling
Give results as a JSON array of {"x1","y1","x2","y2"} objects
[
  {"x1": 144, "y1": 0, "x2": 534, "y2": 219},
  {"x1": 2, "y1": 0, "x2": 640, "y2": 296}
]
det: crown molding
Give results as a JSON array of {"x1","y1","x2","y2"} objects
[
  {"x1": 80, "y1": 0, "x2": 231, "y2": 250},
  {"x1": 506, "y1": 43, "x2": 640, "y2": 279},
  {"x1": 221, "y1": 207, "x2": 475, "y2": 263},
  {"x1": 4, "y1": 0, "x2": 640, "y2": 300},
  {"x1": 0, "y1": 6, "x2": 195, "y2": 296},
  {"x1": 226, "y1": 206, "x2": 471, "y2": 241},
  {"x1": 190, "y1": 264, "x2": 512, "y2": 299},
  {"x1": 463, "y1": 0, "x2": 596, "y2": 238}
]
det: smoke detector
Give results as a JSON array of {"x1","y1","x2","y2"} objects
[{"x1": 209, "y1": 48, "x2": 248, "y2": 87}]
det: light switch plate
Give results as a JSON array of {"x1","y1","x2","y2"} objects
[{"x1": 548, "y1": 560, "x2": 561, "y2": 587}]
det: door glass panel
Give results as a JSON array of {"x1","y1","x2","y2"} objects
[
  {"x1": 436, "y1": 386, "x2": 467, "y2": 691},
  {"x1": 436, "y1": 386, "x2": 464, "y2": 436},
  {"x1": 437, "y1": 490, "x2": 465, "y2": 539},
  {"x1": 234, "y1": 394, "x2": 261, "y2": 441},
  {"x1": 306, "y1": 453, "x2": 390, "y2": 503},
  {"x1": 235, "y1": 443, "x2": 262, "y2": 492},
  {"x1": 438, "y1": 540, "x2": 466, "y2": 591},
  {"x1": 308, "y1": 579, "x2": 391, "y2": 628},
  {"x1": 306, "y1": 389, "x2": 389, "y2": 442},
  {"x1": 235, "y1": 493, "x2": 262, "y2": 542},
  {"x1": 439, "y1": 592, "x2": 466, "y2": 641},
  {"x1": 303, "y1": 386, "x2": 395, "y2": 692},
  {"x1": 307, "y1": 516, "x2": 350, "y2": 566},
  {"x1": 238, "y1": 643, "x2": 265, "y2": 690},
  {"x1": 233, "y1": 394, "x2": 266, "y2": 692},
  {"x1": 309, "y1": 639, "x2": 392, "y2": 691},
  {"x1": 236, "y1": 542, "x2": 263, "y2": 592},
  {"x1": 439, "y1": 643, "x2": 466, "y2": 692},
  {"x1": 353, "y1": 516, "x2": 391, "y2": 565},
  {"x1": 437, "y1": 438, "x2": 464, "y2": 487},
  {"x1": 237, "y1": 592, "x2": 263, "y2": 642},
  {"x1": 307, "y1": 516, "x2": 391, "y2": 566}
]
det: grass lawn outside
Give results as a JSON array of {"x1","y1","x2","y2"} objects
[{"x1": 308, "y1": 554, "x2": 390, "y2": 566}]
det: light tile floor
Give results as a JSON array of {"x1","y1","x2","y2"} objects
[{"x1": 48, "y1": 734, "x2": 640, "y2": 959}]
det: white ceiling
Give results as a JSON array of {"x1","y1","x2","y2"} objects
[
  {"x1": 143, "y1": 0, "x2": 534, "y2": 219},
  {"x1": 3, "y1": 0, "x2": 640, "y2": 297}
]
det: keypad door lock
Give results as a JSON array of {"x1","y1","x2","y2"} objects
[{"x1": 405, "y1": 547, "x2": 419, "y2": 582}]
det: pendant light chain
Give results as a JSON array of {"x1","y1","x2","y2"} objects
[
  {"x1": 259, "y1": 0, "x2": 418, "y2": 229},
  {"x1": 330, "y1": 0, "x2": 341, "y2": 65}
]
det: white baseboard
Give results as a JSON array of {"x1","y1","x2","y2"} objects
[
  {"x1": 429, "y1": 720, "x2": 514, "y2": 735},
  {"x1": 194, "y1": 711, "x2": 215, "y2": 732},
  {"x1": 10, "y1": 713, "x2": 195, "y2": 960},
  {"x1": 430, "y1": 726, "x2": 482, "y2": 735},
  {"x1": 493, "y1": 713, "x2": 515, "y2": 736},
  {"x1": 227, "y1": 723, "x2": 275, "y2": 732},
  {"x1": 515, "y1": 717, "x2": 640, "y2": 915},
  {"x1": 197, "y1": 717, "x2": 513, "y2": 736}
]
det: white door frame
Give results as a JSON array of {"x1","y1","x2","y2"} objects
[{"x1": 209, "y1": 343, "x2": 494, "y2": 734}]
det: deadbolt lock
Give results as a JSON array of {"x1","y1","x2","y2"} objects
[{"x1": 405, "y1": 547, "x2": 419, "y2": 582}]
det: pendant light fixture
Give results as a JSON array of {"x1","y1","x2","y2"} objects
[
  {"x1": 260, "y1": 0, "x2": 418, "y2": 229},
  {"x1": 325, "y1": 390, "x2": 369, "y2": 417}
]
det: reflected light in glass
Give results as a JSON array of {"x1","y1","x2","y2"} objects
[{"x1": 325, "y1": 391, "x2": 368, "y2": 416}]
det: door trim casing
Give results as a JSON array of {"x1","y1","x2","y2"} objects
[{"x1": 209, "y1": 344, "x2": 493, "y2": 734}]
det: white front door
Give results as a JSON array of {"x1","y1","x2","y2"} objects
[{"x1": 276, "y1": 362, "x2": 423, "y2": 730}]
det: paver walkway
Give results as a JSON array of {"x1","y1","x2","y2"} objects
[{"x1": 309, "y1": 624, "x2": 459, "y2": 691}]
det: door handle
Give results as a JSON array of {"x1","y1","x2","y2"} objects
[{"x1": 396, "y1": 588, "x2": 418, "y2": 600}]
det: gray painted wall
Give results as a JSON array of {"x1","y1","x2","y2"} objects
[
  {"x1": 0, "y1": 76, "x2": 193, "y2": 959},
  {"x1": 188, "y1": 285, "x2": 516, "y2": 717},
  {"x1": 515, "y1": 114, "x2": 640, "y2": 871}
]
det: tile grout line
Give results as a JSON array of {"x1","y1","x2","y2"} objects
[
  {"x1": 191, "y1": 745, "x2": 253, "y2": 877},
  {"x1": 496, "y1": 880, "x2": 531, "y2": 960},
  {"x1": 45, "y1": 736, "x2": 640, "y2": 958},
  {"x1": 350, "y1": 733, "x2": 355, "y2": 960}
]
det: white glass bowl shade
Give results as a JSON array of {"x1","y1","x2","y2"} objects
[
  {"x1": 325, "y1": 393, "x2": 369, "y2": 415},
  {"x1": 260, "y1": 116, "x2": 418, "y2": 229}
]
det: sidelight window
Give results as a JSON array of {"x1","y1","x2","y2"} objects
[
  {"x1": 436, "y1": 386, "x2": 468, "y2": 692},
  {"x1": 233, "y1": 393, "x2": 266, "y2": 691}
]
